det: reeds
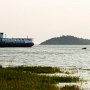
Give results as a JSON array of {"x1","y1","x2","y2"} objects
[
  {"x1": 8, "y1": 66, "x2": 62, "y2": 73},
  {"x1": 60, "y1": 85, "x2": 82, "y2": 90},
  {"x1": 0, "y1": 66, "x2": 81, "y2": 90}
]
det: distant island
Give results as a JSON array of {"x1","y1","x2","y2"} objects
[{"x1": 40, "y1": 35, "x2": 90, "y2": 45}]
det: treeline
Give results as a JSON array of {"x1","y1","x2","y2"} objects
[{"x1": 40, "y1": 35, "x2": 90, "y2": 45}]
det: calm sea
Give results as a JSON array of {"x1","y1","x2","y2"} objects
[{"x1": 0, "y1": 45, "x2": 90, "y2": 68}]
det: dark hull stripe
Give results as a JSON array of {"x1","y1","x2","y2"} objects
[{"x1": 0, "y1": 42, "x2": 34, "y2": 47}]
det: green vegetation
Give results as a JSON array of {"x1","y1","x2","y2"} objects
[
  {"x1": 60, "y1": 85, "x2": 82, "y2": 90},
  {"x1": 0, "y1": 66, "x2": 81, "y2": 90},
  {"x1": 8, "y1": 66, "x2": 62, "y2": 73},
  {"x1": 40, "y1": 35, "x2": 90, "y2": 45},
  {"x1": 52, "y1": 76, "x2": 80, "y2": 83}
]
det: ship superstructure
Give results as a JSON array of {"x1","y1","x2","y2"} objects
[{"x1": 0, "y1": 33, "x2": 34, "y2": 47}]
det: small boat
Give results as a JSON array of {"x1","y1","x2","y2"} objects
[{"x1": 82, "y1": 47, "x2": 87, "y2": 49}]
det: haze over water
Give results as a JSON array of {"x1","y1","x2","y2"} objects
[{"x1": 0, "y1": 0, "x2": 90, "y2": 44}]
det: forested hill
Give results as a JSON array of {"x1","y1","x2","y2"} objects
[{"x1": 40, "y1": 35, "x2": 90, "y2": 45}]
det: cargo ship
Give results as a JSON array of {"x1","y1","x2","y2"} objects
[{"x1": 0, "y1": 33, "x2": 34, "y2": 47}]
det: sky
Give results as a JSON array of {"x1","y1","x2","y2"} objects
[{"x1": 0, "y1": 0, "x2": 90, "y2": 44}]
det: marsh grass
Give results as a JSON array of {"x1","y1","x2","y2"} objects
[
  {"x1": 0, "y1": 68, "x2": 58, "y2": 90},
  {"x1": 0, "y1": 66, "x2": 81, "y2": 90},
  {"x1": 8, "y1": 66, "x2": 62, "y2": 73},
  {"x1": 52, "y1": 76, "x2": 80, "y2": 83},
  {"x1": 60, "y1": 85, "x2": 82, "y2": 90}
]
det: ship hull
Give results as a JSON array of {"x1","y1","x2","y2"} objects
[{"x1": 0, "y1": 42, "x2": 34, "y2": 47}]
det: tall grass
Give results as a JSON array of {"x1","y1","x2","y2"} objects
[
  {"x1": 60, "y1": 85, "x2": 82, "y2": 90},
  {"x1": 0, "y1": 68, "x2": 58, "y2": 90},
  {"x1": 52, "y1": 76, "x2": 80, "y2": 83},
  {"x1": 7, "y1": 66, "x2": 62, "y2": 73},
  {"x1": 0, "y1": 66, "x2": 81, "y2": 90}
]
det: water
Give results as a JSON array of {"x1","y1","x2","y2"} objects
[
  {"x1": 0, "y1": 45, "x2": 90, "y2": 89},
  {"x1": 0, "y1": 45, "x2": 90, "y2": 68}
]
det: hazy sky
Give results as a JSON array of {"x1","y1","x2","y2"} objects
[{"x1": 0, "y1": 0, "x2": 90, "y2": 44}]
